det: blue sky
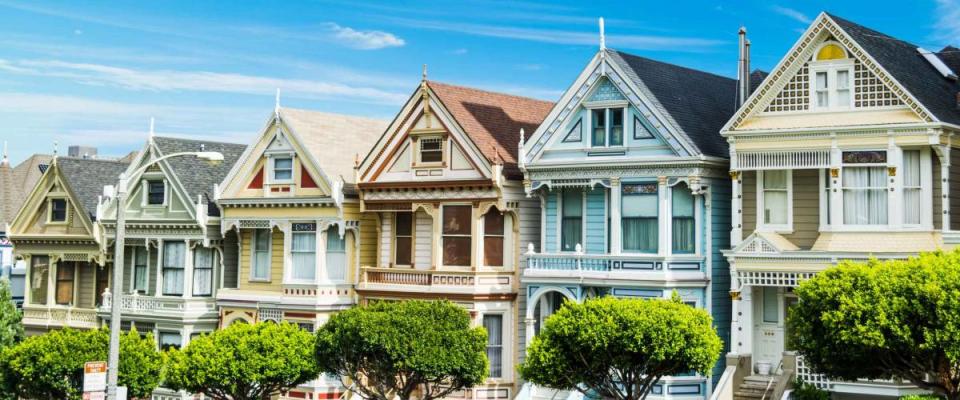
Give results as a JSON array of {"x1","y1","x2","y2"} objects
[{"x1": 0, "y1": 0, "x2": 957, "y2": 164}]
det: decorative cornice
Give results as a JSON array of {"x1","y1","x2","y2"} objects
[{"x1": 526, "y1": 165, "x2": 727, "y2": 182}]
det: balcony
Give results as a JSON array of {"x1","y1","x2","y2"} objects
[
  {"x1": 99, "y1": 293, "x2": 217, "y2": 321},
  {"x1": 21, "y1": 305, "x2": 99, "y2": 329},
  {"x1": 357, "y1": 267, "x2": 514, "y2": 295},
  {"x1": 523, "y1": 252, "x2": 707, "y2": 285}
]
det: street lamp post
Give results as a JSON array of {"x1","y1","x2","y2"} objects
[{"x1": 105, "y1": 151, "x2": 224, "y2": 400}]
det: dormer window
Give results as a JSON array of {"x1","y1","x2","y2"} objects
[
  {"x1": 810, "y1": 42, "x2": 853, "y2": 110},
  {"x1": 273, "y1": 157, "x2": 293, "y2": 182},
  {"x1": 591, "y1": 108, "x2": 624, "y2": 147},
  {"x1": 147, "y1": 181, "x2": 165, "y2": 205},
  {"x1": 49, "y1": 198, "x2": 67, "y2": 222},
  {"x1": 419, "y1": 138, "x2": 443, "y2": 163}
]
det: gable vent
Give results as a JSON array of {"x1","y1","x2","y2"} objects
[{"x1": 918, "y1": 47, "x2": 958, "y2": 81}]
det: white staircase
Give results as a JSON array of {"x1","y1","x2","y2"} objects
[{"x1": 517, "y1": 383, "x2": 583, "y2": 400}]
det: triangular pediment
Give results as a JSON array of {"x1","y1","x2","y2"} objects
[
  {"x1": 218, "y1": 114, "x2": 333, "y2": 200},
  {"x1": 98, "y1": 143, "x2": 196, "y2": 222},
  {"x1": 724, "y1": 13, "x2": 932, "y2": 132},
  {"x1": 733, "y1": 232, "x2": 799, "y2": 254},
  {"x1": 359, "y1": 84, "x2": 491, "y2": 184},
  {"x1": 522, "y1": 55, "x2": 695, "y2": 166},
  {"x1": 9, "y1": 162, "x2": 93, "y2": 237}
]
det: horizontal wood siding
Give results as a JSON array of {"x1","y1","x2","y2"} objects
[
  {"x1": 148, "y1": 249, "x2": 158, "y2": 296},
  {"x1": 710, "y1": 177, "x2": 731, "y2": 381},
  {"x1": 358, "y1": 213, "x2": 379, "y2": 268},
  {"x1": 415, "y1": 210, "x2": 433, "y2": 269},
  {"x1": 585, "y1": 188, "x2": 606, "y2": 254},
  {"x1": 544, "y1": 192, "x2": 557, "y2": 253},
  {"x1": 222, "y1": 230, "x2": 239, "y2": 289},
  {"x1": 237, "y1": 228, "x2": 284, "y2": 292},
  {"x1": 933, "y1": 155, "x2": 942, "y2": 230},
  {"x1": 741, "y1": 171, "x2": 757, "y2": 234},
  {"x1": 77, "y1": 263, "x2": 96, "y2": 308},
  {"x1": 784, "y1": 169, "x2": 820, "y2": 249},
  {"x1": 380, "y1": 213, "x2": 392, "y2": 267}
]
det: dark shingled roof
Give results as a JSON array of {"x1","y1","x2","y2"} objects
[
  {"x1": 606, "y1": 50, "x2": 738, "y2": 158},
  {"x1": 57, "y1": 157, "x2": 129, "y2": 221},
  {"x1": 828, "y1": 13, "x2": 960, "y2": 125},
  {"x1": 750, "y1": 69, "x2": 769, "y2": 95},
  {"x1": 152, "y1": 137, "x2": 246, "y2": 216},
  {"x1": 939, "y1": 46, "x2": 960, "y2": 79}
]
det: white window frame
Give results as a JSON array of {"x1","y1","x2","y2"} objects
[
  {"x1": 809, "y1": 43, "x2": 854, "y2": 111},
  {"x1": 585, "y1": 104, "x2": 627, "y2": 148},
  {"x1": 288, "y1": 222, "x2": 318, "y2": 283},
  {"x1": 143, "y1": 179, "x2": 167, "y2": 207},
  {"x1": 756, "y1": 170, "x2": 794, "y2": 233},
  {"x1": 556, "y1": 190, "x2": 587, "y2": 253},
  {"x1": 268, "y1": 155, "x2": 295, "y2": 184},
  {"x1": 440, "y1": 204, "x2": 473, "y2": 268},
  {"x1": 249, "y1": 229, "x2": 272, "y2": 282},
  {"x1": 46, "y1": 197, "x2": 69, "y2": 224},
  {"x1": 839, "y1": 150, "x2": 889, "y2": 228},
  {"x1": 620, "y1": 182, "x2": 660, "y2": 255},
  {"x1": 819, "y1": 169, "x2": 831, "y2": 230},
  {"x1": 417, "y1": 136, "x2": 445, "y2": 165},
  {"x1": 130, "y1": 246, "x2": 149, "y2": 294},
  {"x1": 482, "y1": 313, "x2": 504, "y2": 379}
]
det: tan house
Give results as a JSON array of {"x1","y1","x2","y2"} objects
[
  {"x1": 357, "y1": 79, "x2": 552, "y2": 399},
  {"x1": 718, "y1": 12, "x2": 960, "y2": 400}
]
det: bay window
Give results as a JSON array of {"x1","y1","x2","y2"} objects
[
  {"x1": 326, "y1": 226, "x2": 346, "y2": 282},
  {"x1": 159, "y1": 332, "x2": 182, "y2": 351},
  {"x1": 251, "y1": 229, "x2": 271, "y2": 281},
  {"x1": 95, "y1": 267, "x2": 109, "y2": 306},
  {"x1": 902, "y1": 150, "x2": 921, "y2": 225},
  {"x1": 162, "y1": 241, "x2": 185, "y2": 295},
  {"x1": 394, "y1": 212, "x2": 413, "y2": 266},
  {"x1": 442, "y1": 205, "x2": 472, "y2": 266},
  {"x1": 55, "y1": 262, "x2": 74, "y2": 305},
  {"x1": 591, "y1": 108, "x2": 624, "y2": 147},
  {"x1": 29, "y1": 256, "x2": 49, "y2": 305},
  {"x1": 561, "y1": 191, "x2": 582, "y2": 252},
  {"x1": 672, "y1": 185, "x2": 695, "y2": 254},
  {"x1": 193, "y1": 247, "x2": 214, "y2": 296},
  {"x1": 483, "y1": 210, "x2": 505, "y2": 267},
  {"x1": 483, "y1": 314, "x2": 503, "y2": 378},
  {"x1": 760, "y1": 170, "x2": 790, "y2": 229},
  {"x1": 842, "y1": 151, "x2": 888, "y2": 225},
  {"x1": 291, "y1": 223, "x2": 317, "y2": 281},
  {"x1": 622, "y1": 184, "x2": 658, "y2": 253},
  {"x1": 811, "y1": 42, "x2": 852, "y2": 110}
]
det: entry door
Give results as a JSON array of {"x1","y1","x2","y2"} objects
[{"x1": 754, "y1": 287, "x2": 785, "y2": 370}]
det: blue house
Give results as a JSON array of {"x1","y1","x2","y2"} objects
[{"x1": 517, "y1": 39, "x2": 739, "y2": 399}]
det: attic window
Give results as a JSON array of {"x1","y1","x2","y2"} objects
[
  {"x1": 147, "y1": 181, "x2": 165, "y2": 205},
  {"x1": 816, "y1": 43, "x2": 847, "y2": 61},
  {"x1": 49, "y1": 199, "x2": 67, "y2": 222},
  {"x1": 420, "y1": 138, "x2": 443, "y2": 163},
  {"x1": 810, "y1": 42, "x2": 853, "y2": 110},
  {"x1": 272, "y1": 157, "x2": 293, "y2": 182}
]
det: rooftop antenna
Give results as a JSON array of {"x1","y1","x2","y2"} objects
[{"x1": 599, "y1": 17, "x2": 606, "y2": 52}]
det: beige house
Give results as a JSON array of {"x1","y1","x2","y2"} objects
[{"x1": 717, "y1": 12, "x2": 960, "y2": 400}]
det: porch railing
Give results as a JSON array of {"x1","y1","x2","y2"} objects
[
  {"x1": 526, "y1": 253, "x2": 612, "y2": 272},
  {"x1": 22, "y1": 306, "x2": 99, "y2": 328},
  {"x1": 361, "y1": 267, "x2": 511, "y2": 287},
  {"x1": 795, "y1": 355, "x2": 831, "y2": 390},
  {"x1": 100, "y1": 293, "x2": 216, "y2": 315}
]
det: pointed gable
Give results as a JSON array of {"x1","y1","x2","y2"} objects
[
  {"x1": 151, "y1": 137, "x2": 246, "y2": 214},
  {"x1": 426, "y1": 81, "x2": 553, "y2": 179},
  {"x1": 280, "y1": 108, "x2": 388, "y2": 185}
]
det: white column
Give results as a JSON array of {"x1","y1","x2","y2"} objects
[
  {"x1": 731, "y1": 172, "x2": 742, "y2": 247},
  {"x1": 739, "y1": 286, "x2": 754, "y2": 356},
  {"x1": 475, "y1": 206, "x2": 484, "y2": 270},
  {"x1": 888, "y1": 137, "x2": 902, "y2": 227},
  {"x1": 182, "y1": 241, "x2": 194, "y2": 299},
  {"x1": 658, "y1": 176, "x2": 669, "y2": 257},
  {"x1": 829, "y1": 143, "x2": 843, "y2": 226},
  {"x1": 316, "y1": 221, "x2": 327, "y2": 284},
  {"x1": 943, "y1": 145, "x2": 952, "y2": 231},
  {"x1": 47, "y1": 258, "x2": 56, "y2": 305},
  {"x1": 524, "y1": 317, "x2": 536, "y2": 352},
  {"x1": 181, "y1": 325, "x2": 193, "y2": 348},
  {"x1": 610, "y1": 178, "x2": 622, "y2": 255},
  {"x1": 155, "y1": 240, "x2": 164, "y2": 296},
  {"x1": 433, "y1": 205, "x2": 443, "y2": 270}
]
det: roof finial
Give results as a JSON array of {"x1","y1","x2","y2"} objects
[
  {"x1": 53, "y1": 140, "x2": 58, "y2": 156},
  {"x1": 599, "y1": 17, "x2": 606, "y2": 51},
  {"x1": 275, "y1": 88, "x2": 281, "y2": 115},
  {"x1": 519, "y1": 128, "x2": 525, "y2": 146},
  {"x1": 1, "y1": 141, "x2": 7, "y2": 166},
  {"x1": 149, "y1": 117, "x2": 155, "y2": 143},
  {"x1": 422, "y1": 64, "x2": 427, "y2": 82}
]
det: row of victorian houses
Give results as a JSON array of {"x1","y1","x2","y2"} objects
[{"x1": 4, "y1": 11, "x2": 960, "y2": 400}]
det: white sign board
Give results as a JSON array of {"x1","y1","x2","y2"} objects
[{"x1": 83, "y1": 361, "x2": 107, "y2": 392}]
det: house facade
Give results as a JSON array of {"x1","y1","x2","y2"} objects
[
  {"x1": 216, "y1": 106, "x2": 386, "y2": 399},
  {"x1": 719, "y1": 13, "x2": 960, "y2": 399},
  {"x1": 96, "y1": 136, "x2": 246, "y2": 351},
  {"x1": 357, "y1": 79, "x2": 551, "y2": 400},
  {"x1": 2, "y1": 152, "x2": 54, "y2": 308},
  {"x1": 7, "y1": 156, "x2": 127, "y2": 334},
  {"x1": 518, "y1": 47, "x2": 737, "y2": 400}
]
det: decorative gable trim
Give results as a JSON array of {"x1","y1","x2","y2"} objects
[
  {"x1": 732, "y1": 232, "x2": 799, "y2": 254},
  {"x1": 522, "y1": 52, "x2": 695, "y2": 166},
  {"x1": 722, "y1": 12, "x2": 935, "y2": 133},
  {"x1": 8, "y1": 160, "x2": 95, "y2": 237},
  {"x1": 112, "y1": 142, "x2": 197, "y2": 221}
]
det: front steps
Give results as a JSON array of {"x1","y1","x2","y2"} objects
[{"x1": 734, "y1": 375, "x2": 778, "y2": 400}]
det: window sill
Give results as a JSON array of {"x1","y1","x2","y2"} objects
[
  {"x1": 45, "y1": 221, "x2": 69, "y2": 225},
  {"x1": 411, "y1": 163, "x2": 446, "y2": 169},
  {"x1": 756, "y1": 226, "x2": 793, "y2": 235},
  {"x1": 247, "y1": 278, "x2": 272, "y2": 283}
]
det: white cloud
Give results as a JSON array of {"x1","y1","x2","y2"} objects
[
  {"x1": 323, "y1": 23, "x2": 405, "y2": 50},
  {"x1": 933, "y1": 0, "x2": 960, "y2": 44},
  {"x1": 451, "y1": 48, "x2": 468, "y2": 55},
  {"x1": 771, "y1": 6, "x2": 812, "y2": 24},
  {"x1": 385, "y1": 18, "x2": 723, "y2": 51},
  {"x1": 0, "y1": 59, "x2": 409, "y2": 104}
]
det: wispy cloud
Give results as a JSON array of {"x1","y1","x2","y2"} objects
[
  {"x1": 385, "y1": 18, "x2": 723, "y2": 51},
  {"x1": 323, "y1": 23, "x2": 405, "y2": 50},
  {"x1": 771, "y1": 6, "x2": 812, "y2": 24},
  {"x1": 451, "y1": 48, "x2": 468, "y2": 55},
  {"x1": 933, "y1": 0, "x2": 960, "y2": 44},
  {"x1": 0, "y1": 59, "x2": 409, "y2": 104}
]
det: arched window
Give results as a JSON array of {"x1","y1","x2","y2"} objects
[{"x1": 816, "y1": 43, "x2": 847, "y2": 61}]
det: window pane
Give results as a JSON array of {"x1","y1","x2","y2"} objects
[
  {"x1": 562, "y1": 191, "x2": 583, "y2": 217},
  {"x1": 903, "y1": 150, "x2": 921, "y2": 225},
  {"x1": 55, "y1": 263, "x2": 74, "y2": 305},
  {"x1": 623, "y1": 185, "x2": 658, "y2": 253},
  {"x1": 609, "y1": 109, "x2": 623, "y2": 146},
  {"x1": 763, "y1": 171, "x2": 789, "y2": 225},
  {"x1": 672, "y1": 187, "x2": 695, "y2": 218},
  {"x1": 561, "y1": 191, "x2": 583, "y2": 251},
  {"x1": 420, "y1": 139, "x2": 443, "y2": 163},
  {"x1": 395, "y1": 212, "x2": 413, "y2": 236},
  {"x1": 843, "y1": 166, "x2": 888, "y2": 225},
  {"x1": 395, "y1": 237, "x2": 412, "y2": 265},
  {"x1": 763, "y1": 170, "x2": 787, "y2": 189},
  {"x1": 160, "y1": 332, "x2": 182, "y2": 351},
  {"x1": 837, "y1": 70, "x2": 849, "y2": 89},
  {"x1": 193, "y1": 248, "x2": 213, "y2": 296},
  {"x1": 326, "y1": 228, "x2": 346, "y2": 252},
  {"x1": 484, "y1": 211, "x2": 504, "y2": 235},
  {"x1": 483, "y1": 315, "x2": 503, "y2": 378},
  {"x1": 442, "y1": 206, "x2": 472, "y2": 235},
  {"x1": 148, "y1": 181, "x2": 165, "y2": 205},
  {"x1": 442, "y1": 237, "x2": 471, "y2": 266},
  {"x1": 292, "y1": 232, "x2": 316, "y2": 280},
  {"x1": 484, "y1": 237, "x2": 504, "y2": 267},
  {"x1": 274, "y1": 158, "x2": 292, "y2": 169},
  {"x1": 672, "y1": 186, "x2": 695, "y2": 254},
  {"x1": 30, "y1": 256, "x2": 49, "y2": 305},
  {"x1": 816, "y1": 72, "x2": 827, "y2": 89},
  {"x1": 133, "y1": 247, "x2": 148, "y2": 292},
  {"x1": 903, "y1": 150, "x2": 921, "y2": 186},
  {"x1": 51, "y1": 199, "x2": 67, "y2": 221},
  {"x1": 252, "y1": 229, "x2": 270, "y2": 280},
  {"x1": 274, "y1": 158, "x2": 293, "y2": 181},
  {"x1": 591, "y1": 109, "x2": 605, "y2": 146},
  {"x1": 326, "y1": 227, "x2": 346, "y2": 281},
  {"x1": 95, "y1": 267, "x2": 110, "y2": 306},
  {"x1": 163, "y1": 242, "x2": 185, "y2": 295},
  {"x1": 762, "y1": 287, "x2": 779, "y2": 323}
]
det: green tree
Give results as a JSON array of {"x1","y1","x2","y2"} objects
[
  {"x1": 0, "y1": 278, "x2": 24, "y2": 400},
  {"x1": 519, "y1": 295, "x2": 722, "y2": 400},
  {"x1": 0, "y1": 328, "x2": 161, "y2": 399},
  {"x1": 789, "y1": 250, "x2": 960, "y2": 400},
  {"x1": 315, "y1": 300, "x2": 488, "y2": 400},
  {"x1": 164, "y1": 321, "x2": 319, "y2": 400}
]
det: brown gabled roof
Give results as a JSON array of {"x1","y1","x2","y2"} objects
[
  {"x1": 1, "y1": 154, "x2": 53, "y2": 230},
  {"x1": 426, "y1": 81, "x2": 553, "y2": 180}
]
